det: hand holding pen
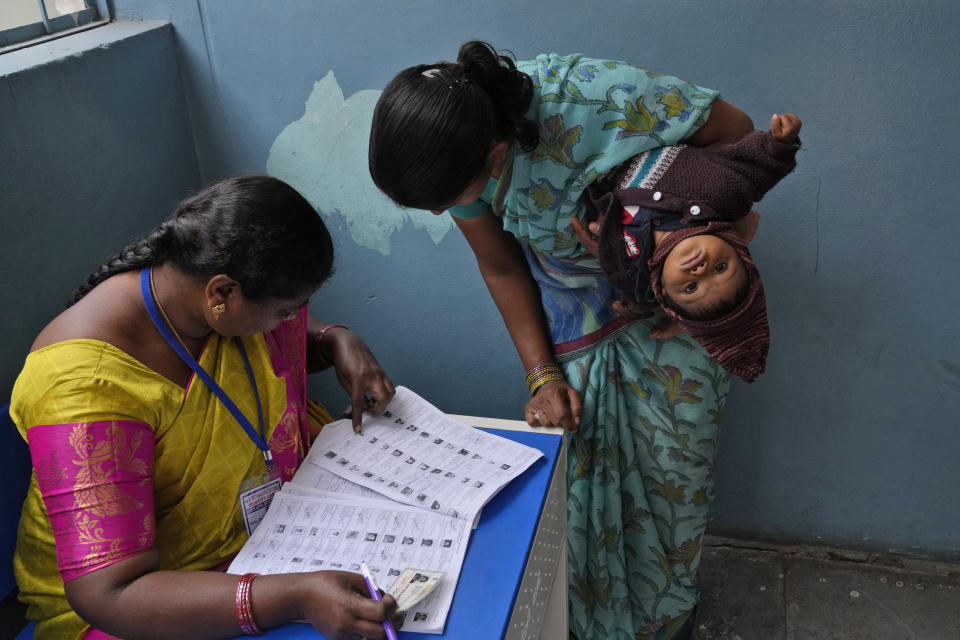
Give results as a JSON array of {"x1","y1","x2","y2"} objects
[
  {"x1": 360, "y1": 562, "x2": 400, "y2": 640},
  {"x1": 293, "y1": 570, "x2": 400, "y2": 640}
]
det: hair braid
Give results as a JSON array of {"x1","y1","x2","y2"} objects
[
  {"x1": 70, "y1": 175, "x2": 334, "y2": 307},
  {"x1": 70, "y1": 222, "x2": 175, "y2": 305}
]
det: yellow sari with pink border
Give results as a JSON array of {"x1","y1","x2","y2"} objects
[{"x1": 11, "y1": 309, "x2": 312, "y2": 640}]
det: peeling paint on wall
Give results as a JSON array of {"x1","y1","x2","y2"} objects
[{"x1": 266, "y1": 71, "x2": 454, "y2": 255}]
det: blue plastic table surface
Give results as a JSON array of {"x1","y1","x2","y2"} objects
[{"x1": 229, "y1": 427, "x2": 562, "y2": 640}]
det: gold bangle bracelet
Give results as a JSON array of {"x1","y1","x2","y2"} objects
[
  {"x1": 525, "y1": 362, "x2": 562, "y2": 387},
  {"x1": 526, "y1": 364, "x2": 564, "y2": 396},
  {"x1": 529, "y1": 374, "x2": 564, "y2": 396}
]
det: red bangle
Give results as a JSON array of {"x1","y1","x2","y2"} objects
[
  {"x1": 235, "y1": 572, "x2": 263, "y2": 636},
  {"x1": 315, "y1": 324, "x2": 348, "y2": 343}
]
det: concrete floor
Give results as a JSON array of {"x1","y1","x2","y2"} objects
[{"x1": 694, "y1": 537, "x2": 960, "y2": 640}]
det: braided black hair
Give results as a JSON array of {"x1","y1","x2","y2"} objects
[
  {"x1": 71, "y1": 175, "x2": 333, "y2": 305},
  {"x1": 369, "y1": 41, "x2": 538, "y2": 210}
]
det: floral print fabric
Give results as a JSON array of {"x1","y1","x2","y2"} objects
[
  {"x1": 486, "y1": 55, "x2": 729, "y2": 638},
  {"x1": 26, "y1": 420, "x2": 155, "y2": 582},
  {"x1": 562, "y1": 320, "x2": 730, "y2": 639},
  {"x1": 495, "y1": 53, "x2": 719, "y2": 258}
]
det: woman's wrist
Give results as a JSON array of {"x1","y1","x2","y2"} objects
[
  {"x1": 236, "y1": 573, "x2": 263, "y2": 635},
  {"x1": 310, "y1": 324, "x2": 349, "y2": 367},
  {"x1": 315, "y1": 324, "x2": 348, "y2": 344},
  {"x1": 525, "y1": 362, "x2": 564, "y2": 396},
  {"x1": 245, "y1": 572, "x2": 308, "y2": 631}
]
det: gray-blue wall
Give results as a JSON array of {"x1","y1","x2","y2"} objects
[
  {"x1": 3, "y1": 2, "x2": 958, "y2": 558},
  {"x1": 0, "y1": 21, "x2": 201, "y2": 406}
]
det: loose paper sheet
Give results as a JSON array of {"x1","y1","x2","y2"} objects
[{"x1": 299, "y1": 386, "x2": 544, "y2": 525}]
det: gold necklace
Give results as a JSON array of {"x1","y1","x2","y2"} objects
[{"x1": 149, "y1": 266, "x2": 194, "y2": 356}]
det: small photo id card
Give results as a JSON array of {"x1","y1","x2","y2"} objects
[
  {"x1": 387, "y1": 568, "x2": 445, "y2": 612},
  {"x1": 239, "y1": 472, "x2": 282, "y2": 536}
]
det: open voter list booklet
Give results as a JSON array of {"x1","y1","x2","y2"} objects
[{"x1": 227, "y1": 386, "x2": 544, "y2": 634}]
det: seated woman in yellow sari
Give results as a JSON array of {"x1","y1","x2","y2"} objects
[{"x1": 11, "y1": 175, "x2": 402, "y2": 639}]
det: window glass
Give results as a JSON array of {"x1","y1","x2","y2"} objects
[
  {"x1": 1, "y1": 0, "x2": 103, "y2": 51},
  {"x1": 44, "y1": 0, "x2": 89, "y2": 19},
  {"x1": 0, "y1": 0, "x2": 43, "y2": 31}
]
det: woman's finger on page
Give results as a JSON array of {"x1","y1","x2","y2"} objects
[
  {"x1": 350, "y1": 385, "x2": 366, "y2": 432},
  {"x1": 365, "y1": 376, "x2": 395, "y2": 416}
]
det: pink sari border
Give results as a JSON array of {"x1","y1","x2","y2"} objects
[
  {"x1": 552, "y1": 316, "x2": 632, "y2": 358},
  {"x1": 262, "y1": 307, "x2": 311, "y2": 480},
  {"x1": 26, "y1": 420, "x2": 156, "y2": 582}
]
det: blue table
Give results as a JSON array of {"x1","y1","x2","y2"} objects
[{"x1": 238, "y1": 427, "x2": 563, "y2": 640}]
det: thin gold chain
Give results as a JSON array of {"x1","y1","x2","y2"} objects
[{"x1": 149, "y1": 266, "x2": 194, "y2": 356}]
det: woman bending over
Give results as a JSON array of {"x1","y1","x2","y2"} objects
[{"x1": 370, "y1": 41, "x2": 755, "y2": 640}]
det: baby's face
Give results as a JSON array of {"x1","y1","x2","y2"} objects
[{"x1": 661, "y1": 234, "x2": 747, "y2": 316}]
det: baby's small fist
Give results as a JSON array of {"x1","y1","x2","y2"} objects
[{"x1": 770, "y1": 113, "x2": 802, "y2": 144}]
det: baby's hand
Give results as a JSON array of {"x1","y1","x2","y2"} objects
[
  {"x1": 650, "y1": 317, "x2": 684, "y2": 340},
  {"x1": 770, "y1": 113, "x2": 802, "y2": 144},
  {"x1": 570, "y1": 215, "x2": 603, "y2": 257},
  {"x1": 732, "y1": 210, "x2": 761, "y2": 244},
  {"x1": 612, "y1": 299, "x2": 653, "y2": 320}
]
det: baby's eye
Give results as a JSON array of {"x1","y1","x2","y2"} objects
[
  {"x1": 713, "y1": 262, "x2": 727, "y2": 274},
  {"x1": 683, "y1": 283, "x2": 698, "y2": 294}
]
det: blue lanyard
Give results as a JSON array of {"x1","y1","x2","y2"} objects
[{"x1": 139, "y1": 268, "x2": 273, "y2": 468}]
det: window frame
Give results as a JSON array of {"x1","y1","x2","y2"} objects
[{"x1": 0, "y1": 0, "x2": 110, "y2": 54}]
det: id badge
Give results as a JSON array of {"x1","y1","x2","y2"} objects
[{"x1": 238, "y1": 468, "x2": 283, "y2": 536}]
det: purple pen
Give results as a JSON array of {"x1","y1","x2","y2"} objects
[{"x1": 360, "y1": 561, "x2": 399, "y2": 640}]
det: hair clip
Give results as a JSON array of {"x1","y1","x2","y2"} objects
[{"x1": 421, "y1": 68, "x2": 470, "y2": 90}]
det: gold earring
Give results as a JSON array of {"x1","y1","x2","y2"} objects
[{"x1": 212, "y1": 303, "x2": 226, "y2": 320}]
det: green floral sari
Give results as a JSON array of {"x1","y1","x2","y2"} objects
[
  {"x1": 454, "y1": 52, "x2": 730, "y2": 638},
  {"x1": 561, "y1": 319, "x2": 729, "y2": 639}
]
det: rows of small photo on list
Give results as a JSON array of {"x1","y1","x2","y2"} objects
[
  {"x1": 251, "y1": 512, "x2": 457, "y2": 575},
  {"x1": 384, "y1": 411, "x2": 515, "y2": 470}
]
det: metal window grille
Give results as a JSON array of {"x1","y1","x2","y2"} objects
[{"x1": 1, "y1": 0, "x2": 109, "y2": 53}]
